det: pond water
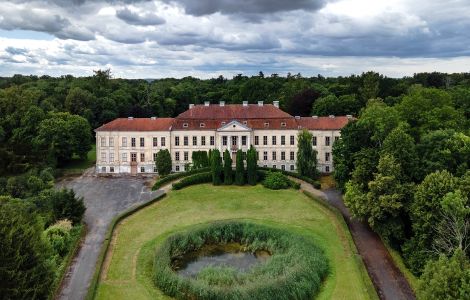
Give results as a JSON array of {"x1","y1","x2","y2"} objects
[{"x1": 172, "y1": 242, "x2": 271, "y2": 277}]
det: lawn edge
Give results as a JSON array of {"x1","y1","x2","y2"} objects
[
  {"x1": 302, "y1": 190, "x2": 380, "y2": 300},
  {"x1": 85, "y1": 193, "x2": 167, "y2": 300},
  {"x1": 382, "y1": 240, "x2": 419, "y2": 293}
]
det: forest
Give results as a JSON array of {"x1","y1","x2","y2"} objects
[{"x1": 0, "y1": 70, "x2": 469, "y2": 299}]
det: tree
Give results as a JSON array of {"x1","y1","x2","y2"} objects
[
  {"x1": 156, "y1": 149, "x2": 172, "y2": 176},
  {"x1": 210, "y1": 149, "x2": 222, "y2": 185},
  {"x1": 417, "y1": 249, "x2": 470, "y2": 300},
  {"x1": 191, "y1": 151, "x2": 209, "y2": 169},
  {"x1": 359, "y1": 71, "x2": 380, "y2": 103},
  {"x1": 65, "y1": 87, "x2": 94, "y2": 115},
  {"x1": 246, "y1": 146, "x2": 257, "y2": 185},
  {"x1": 223, "y1": 150, "x2": 233, "y2": 185},
  {"x1": 0, "y1": 199, "x2": 54, "y2": 299},
  {"x1": 296, "y1": 129, "x2": 317, "y2": 178},
  {"x1": 41, "y1": 189, "x2": 86, "y2": 225},
  {"x1": 235, "y1": 150, "x2": 245, "y2": 185}
]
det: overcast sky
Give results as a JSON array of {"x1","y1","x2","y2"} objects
[{"x1": 1, "y1": 0, "x2": 470, "y2": 78}]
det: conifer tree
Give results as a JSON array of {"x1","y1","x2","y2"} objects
[
  {"x1": 235, "y1": 150, "x2": 245, "y2": 185},
  {"x1": 210, "y1": 149, "x2": 222, "y2": 185},
  {"x1": 223, "y1": 150, "x2": 233, "y2": 185},
  {"x1": 246, "y1": 146, "x2": 257, "y2": 185}
]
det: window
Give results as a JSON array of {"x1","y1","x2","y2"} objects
[
  {"x1": 263, "y1": 136, "x2": 268, "y2": 145},
  {"x1": 200, "y1": 123, "x2": 205, "y2": 128},
  {"x1": 254, "y1": 136, "x2": 259, "y2": 145},
  {"x1": 264, "y1": 122, "x2": 269, "y2": 128},
  {"x1": 221, "y1": 121, "x2": 226, "y2": 126},
  {"x1": 140, "y1": 137, "x2": 145, "y2": 147},
  {"x1": 210, "y1": 136, "x2": 215, "y2": 146},
  {"x1": 109, "y1": 153, "x2": 114, "y2": 162},
  {"x1": 184, "y1": 151, "x2": 188, "y2": 161},
  {"x1": 290, "y1": 135, "x2": 295, "y2": 145},
  {"x1": 101, "y1": 152, "x2": 106, "y2": 162},
  {"x1": 273, "y1": 165, "x2": 277, "y2": 169},
  {"x1": 281, "y1": 165, "x2": 285, "y2": 171},
  {"x1": 183, "y1": 165, "x2": 187, "y2": 171},
  {"x1": 131, "y1": 138, "x2": 136, "y2": 147},
  {"x1": 131, "y1": 153, "x2": 137, "y2": 162},
  {"x1": 110, "y1": 166, "x2": 114, "y2": 173},
  {"x1": 272, "y1": 151, "x2": 277, "y2": 161},
  {"x1": 109, "y1": 137, "x2": 114, "y2": 147},
  {"x1": 140, "y1": 166, "x2": 145, "y2": 173},
  {"x1": 175, "y1": 136, "x2": 180, "y2": 146},
  {"x1": 325, "y1": 136, "x2": 330, "y2": 146},
  {"x1": 243, "y1": 121, "x2": 248, "y2": 125},
  {"x1": 281, "y1": 122, "x2": 286, "y2": 127},
  {"x1": 256, "y1": 151, "x2": 259, "y2": 161},
  {"x1": 161, "y1": 137, "x2": 166, "y2": 147},
  {"x1": 175, "y1": 152, "x2": 180, "y2": 161},
  {"x1": 281, "y1": 135, "x2": 285, "y2": 145},
  {"x1": 153, "y1": 166, "x2": 158, "y2": 173},
  {"x1": 312, "y1": 136, "x2": 317, "y2": 146},
  {"x1": 183, "y1": 123, "x2": 188, "y2": 128},
  {"x1": 263, "y1": 151, "x2": 268, "y2": 161},
  {"x1": 335, "y1": 136, "x2": 339, "y2": 142},
  {"x1": 140, "y1": 153, "x2": 145, "y2": 162},
  {"x1": 290, "y1": 165, "x2": 295, "y2": 171},
  {"x1": 153, "y1": 137, "x2": 158, "y2": 147},
  {"x1": 272, "y1": 136, "x2": 277, "y2": 145},
  {"x1": 153, "y1": 153, "x2": 158, "y2": 161},
  {"x1": 231, "y1": 136, "x2": 237, "y2": 146},
  {"x1": 193, "y1": 136, "x2": 197, "y2": 146},
  {"x1": 122, "y1": 153, "x2": 127, "y2": 162},
  {"x1": 184, "y1": 136, "x2": 188, "y2": 146},
  {"x1": 101, "y1": 137, "x2": 106, "y2": 147},
  {"x1": 325, "y1": 152, "x2": 330, "y2": 162},
  {"x1": 263, "y1": 165, "x2": 268, "y2": 168},
  {"x1": 281, "y1": 151, "x2": 285, "y2": 161},
  {"x1": 201, "y1": 136, "x2": 206, "y2": 146},
  {"x1": 290, "y1": 151, "x2": 295, "y2": 161},
  {"x1": 325, "y1": 166, "x2": 330, "y2": 173},
  {"x1": 176, "y1": 165, "x2": 180, "y2": 172},
  {"x1": 122, "y1": 137, "x2": 127, "y2": 147},
  {"x1": 101, "y1": 167, "x2": 106, "y2": 173},
  {"x1": 222, "y1": 136, "x2": 228, "y2": 146},
  {"x1": 242, "y1": 136, "x2": 247, "y2": 146}
]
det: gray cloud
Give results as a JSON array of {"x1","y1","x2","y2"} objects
[{"x1": 116, "y1": 7, "x2": 165, "y2": 25}]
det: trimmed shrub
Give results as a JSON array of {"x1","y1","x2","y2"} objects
[
  {"x1": 262, "y1": 171, "x2": 291, "y2": 190},
  {"x1": 258, "y1": 167, "x2": 321, "y2": 189},
  {"x1": 211, "y1": 149, "x2": 223, "y2": 185},
  {"x1": 172, "y1": 172, "x2": 212, "y2": 190},
  {"x1": 152, "y1": 167, "x2": 210, "y2": 190},
  {"x1": 235, "y1": 150, "x2": 245, "y2": 185},
  {"x1": 155, "y1": 149, "x2": 172, "y2": 176},
  {"x1": 246, "y1": 146, "x2": 257, "y2": 185},
  {"x1": 223, "y1": 150, "x2": 233, "y2": 185},
  {"x1": 153, "y1": 221, "x2": 329, "y2": 300}
]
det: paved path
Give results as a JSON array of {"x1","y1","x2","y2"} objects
[
  {"x1": 56, "y1": 172, "x2": 163, "y2": 300},
  {"x1": 296, "y1": 180, "x2": 415, "y2": 300}
]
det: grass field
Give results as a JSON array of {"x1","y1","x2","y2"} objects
[{"x1": 95, "y1": 184, "x2": 377, "y2": 300}]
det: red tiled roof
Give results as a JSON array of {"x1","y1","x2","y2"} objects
[
  {"x1": 176, "y1": 104, "x2": 292, "y2": 119},
  {"x1": 172, "y1": 118, "x2": 299, "y2": 130},
  {"x1": 95, "y1": 118, "x2": 174, "y2": 131},
  {"x1": 297, "y1": 116, "x2": 351, "y2": 130}
]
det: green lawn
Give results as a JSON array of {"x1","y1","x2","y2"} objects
[
  {"x1": 95, "y1": 184, "x2": 377, "y2": 300},
  {"x1": 60, "y1": 145, "x2": 96, "y2": 173}
]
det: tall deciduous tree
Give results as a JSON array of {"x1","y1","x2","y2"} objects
[
  {"x1": 235, "y1": 150, "x2": 245, "y2": 185},
  {"x1": 210, "y1": 149, "x2": 222, "y2": 185},
  {"x1": 296, "y1": 129, "x2": 317, "y2": 178},
  {"x1": 223, "y1": 150, "x2": 233, "y2": 185},
  {"x1": 155, "y1": 149, "x2": 172, "y2": 176},
  {"x1": 246, "y1": 146, "x2": 257, "y2": 185}
]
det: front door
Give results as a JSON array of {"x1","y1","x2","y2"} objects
[{"x1": 131, "y1": 152, "x2": 137, "y2": 176}]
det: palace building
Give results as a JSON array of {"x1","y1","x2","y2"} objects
[{"x1": 95, "y1": 101, "x2": 352, "y2": 175}]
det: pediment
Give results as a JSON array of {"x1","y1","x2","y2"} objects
[{"x1": 217, "y1": 120, "x2": 251, "y2": 131}]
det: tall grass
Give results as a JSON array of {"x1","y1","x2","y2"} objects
[{"x1": 153, "y1": 221, "x2": 329, "y2": 300}]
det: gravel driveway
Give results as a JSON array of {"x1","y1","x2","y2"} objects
[{"x1": 56, "y1": 172, "x2": 163, "y2": 300}]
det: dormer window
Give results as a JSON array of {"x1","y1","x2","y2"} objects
[
  {"x1": 264, "y1": 122, "x2": 269, "y2": 128},
  {"x1": 243, "y1": 121, "x2": 248, "y2": 125},
  {"x1": 221, "y1": 121, "x2": 226, "y2": 126},
  {"x1": 200, "y1": 123, "x2": 205, "y2": 128},
  {"x1": 183, "y1": 123, "x2": 188, "y2": 128},
  {"x1": 281, "y1": 122, "x2": 286, "y2": 127}
]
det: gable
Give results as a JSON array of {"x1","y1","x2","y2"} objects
[{"x1": 217, "y1": 120, "x2": 252, "y2": 132}]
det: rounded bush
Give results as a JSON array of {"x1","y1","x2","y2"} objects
[
  {"x1": 153, "y1": 221, "x2": 329, "y2": 300},
  {"x1": 262, "y1": 171, "x2": 290, "y2": 190}
]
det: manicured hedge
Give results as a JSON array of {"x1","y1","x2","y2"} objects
[
  {"x1": 152, "y1": 167, "x2": 210, "y2": 190},
  {"x1": 257, "y1": 167, "x2": 321, "y2": 189},
  {"x1": 257, "y1": 170, "x2": 301, "y2": 190},
  {"x1": 172, "y1": 172, "x2": 212, "y2": 190},
  {"x1": 153, "y1": 221, "x2": 329, "y2": 300}
]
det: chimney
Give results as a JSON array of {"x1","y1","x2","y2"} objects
[
  {"x1": 258, "y1": 101, "x2": 263, "y2": 106},
  {"x1": 329, "y1": 115, "x2": 335, "y2": 118},
  {"x1": 204, "y1": 101, "x2": 210, "y2": 106},
  {"x1": 189, "y1": 104, "x2": 194, "y2": 109},
  {"x1": 346, "y1": 114, "x2": 353, "y2": 119},
  {"x1": 242, "y1": 101, "x2": 248, "y2": 107},
  {"x1": 273, "y1": 101, "x2": 279, "y2": 108},
  {"x1": 220, "y1": 101, "x2": 225, "y2": 107},
  {"x1": 312, "y1": 115, "x2": 318, "y2": 119},
  {"x1": 128, "y1": 116, "x2": 134, "y2": 120},
  {"x1": 150, "y1": 116, "x2": 157, "y2": 120}
]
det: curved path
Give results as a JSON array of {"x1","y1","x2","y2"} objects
[
  {"x1": 56, "y1": 172, "x2": 163, "y2": 300},
  {"x1": 296, "y1": 181, "x2": 415, "y2": 300}
]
